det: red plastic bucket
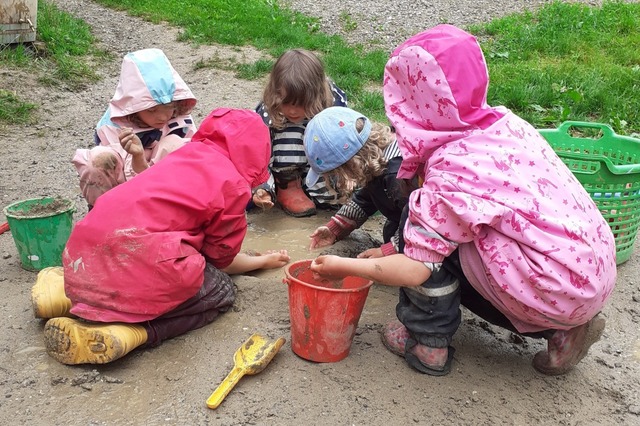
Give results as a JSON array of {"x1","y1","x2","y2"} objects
[{"x1": 283, "y1": 259, "x2": 373, "y2": 363}]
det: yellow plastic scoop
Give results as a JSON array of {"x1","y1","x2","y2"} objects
[{"x1": 206, "y1": 333, "x2": 286, "y2": 409}]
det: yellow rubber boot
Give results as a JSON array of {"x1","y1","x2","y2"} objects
[
  {"x1": 43, "y1": 317, "x2": 148, "y2": 365},
  {"x1": 31, "y1": 267, "x2": 73, "y2": 319}
]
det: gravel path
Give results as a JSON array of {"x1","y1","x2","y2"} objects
[{"x1": 285, "y1": 0, "x2": 561, "y2": 52}]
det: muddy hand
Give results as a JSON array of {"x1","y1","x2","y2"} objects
[
  {"x1": 310, "y1": 255, "x2": 347, "y2": 280},
  {"x1": 262, "y1": 249, "x2": 290, "y2": 269},
  {"x1": 309, "y1": 226, "x2": 336, "y2": 250},
  {"x1": 119, "y1": 128, "x2": 144, "y2": 156}
]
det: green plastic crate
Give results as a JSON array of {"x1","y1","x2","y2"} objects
[{"x1": 539, "y1": 121, "x2": 640, "y2": 265}]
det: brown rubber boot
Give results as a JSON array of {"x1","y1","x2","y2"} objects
[
  {"x1": 275, "y1": 176, "x2": 316, "y2": 217},
  {"x1": 44, "y1": 317, "x2": 148, "y2": 365},
  {"x1": 31, "y1": 267, "x2": 73, "y2": 319},
  {"x1": 532, "y1": 315, "x2": 606, "y2": 376}
]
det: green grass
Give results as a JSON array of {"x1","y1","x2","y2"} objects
[
  {"x1": 1, "y1": 0, "x2": 639, "y2": 135},
  {"x1": 338, "y1": 11, "x2": 359, "y2": 32},
  {"x1": 36, "y1": 1, "x2": 105, "y2": 87},
  {"x1": 91, "y1": 0, "x2": 640, "y2": 134},
  {"x1": 93, "y1": 0, "x2": 389, "y2": 120},
  {"x1": 471, "y1": 0, "x2": 640, "y2": 134},
  {"x1": 0, "y1": 0, "x2": 104, "y2": 85}
]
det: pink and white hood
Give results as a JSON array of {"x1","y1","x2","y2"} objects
[
  {"x1": 95, "y1": 49, "x2": 197, "y2": 164},
  {"x1": 384, "y1": 24, "x2": 616, "y2": 332}
]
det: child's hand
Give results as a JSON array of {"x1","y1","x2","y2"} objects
[
  {"x1": 309, "y1": 226, "x2": 336, "y2": 249},
  {"x1": 310, "y1": 255, "x2": 345, "y2": 280},
  {"x1": 119, "y1": 128, "x2": 144, "y2": 157},
  {"x1": 357, "y1": 247, "x2": 384, "y2": 258},
  {"x1": 252, "y1": 189, "x2": 274, "y2": 210},
  {"x1": 260, "y1": 249, "x2": 290, "y2": 269}
]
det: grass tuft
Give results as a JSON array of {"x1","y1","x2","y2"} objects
[
  {"x1": 0, "y1": 0, "x2": 105, "y2": 123},
  {"x1": 0, "y1": 90, "x2": 36, "y2": 125}
]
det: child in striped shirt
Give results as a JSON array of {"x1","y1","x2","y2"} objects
[{"x1": 254, "y1": 49, "x2": 347, "y2": 217}]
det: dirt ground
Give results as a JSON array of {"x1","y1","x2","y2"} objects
[{"x1": 1, "y1": 1, "x2": 639, "y2": 425}]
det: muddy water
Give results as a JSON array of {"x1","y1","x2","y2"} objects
[
  {"x1": 242, "y1": 208, "x2": 335, "y2": 264},
  {"x1": 241, "y1": 207, "x2": 385, "y2": 279}
]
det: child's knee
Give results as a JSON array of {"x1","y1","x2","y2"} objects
[
  {"x1": 77, "y1": 146, "x2": 123, "y2": 173},
  {"x1": 92, "y1": 151, "x2": 120, "y2": 171},
  {"x1": 151, "y1": 135, "x2": 187, "y2": 163}
]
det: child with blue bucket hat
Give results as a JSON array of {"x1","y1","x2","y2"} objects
[{"x1": 304, "y1": 106, "x2": 413, "y2": 258}]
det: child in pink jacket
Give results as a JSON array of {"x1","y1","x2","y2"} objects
[
  {"x1": 73, "y1": 48, "x2": 198, "y2": 208},
  {"x1": 310, "y1": 25, "x2": 616, "y2": 376}
]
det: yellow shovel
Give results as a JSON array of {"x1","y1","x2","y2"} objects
[{"x1": 206, "y1": 333, "x2": 286, "y2": 409}]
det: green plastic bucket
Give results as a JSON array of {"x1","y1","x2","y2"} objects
[{"x1": 3, "y1": 197, "x2": 75, "y2": 271}]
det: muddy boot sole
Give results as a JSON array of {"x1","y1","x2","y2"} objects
[
  {"x1": 281, "y1": 206, "x2": 316, "y2": 217},
  {"x1": 44, "y1": 318, "x2": 128, "y2": 365}
]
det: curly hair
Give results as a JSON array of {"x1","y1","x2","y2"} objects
[
  {"x1": 326, "y1": 121, "x2": 394, "y2": 200},
  {"x1": 262, "y1": 49, "x2": 334, "y2": 130}
]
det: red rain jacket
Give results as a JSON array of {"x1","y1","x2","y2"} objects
[{"x1": 63, "y1": 109, "x2": 271, "y2": 323}]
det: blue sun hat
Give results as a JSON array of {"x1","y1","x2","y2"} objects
[{"x1": 303, "y1": 106, "x2": 372, "y2": 187}]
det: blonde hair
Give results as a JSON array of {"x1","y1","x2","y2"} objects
[
  {"x1": 262, "y1": 49, "x2": 334, "y2": 130},
  {"x1": 326, "y1": 120, "x2": 394, "y2": 200},
  {"x1": 127, "y1": 100, "x2": 192, "y2": 128}
]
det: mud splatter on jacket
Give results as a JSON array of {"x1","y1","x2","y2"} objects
[{"x1": 64, "y1": 109, "x2": 270, "y2": 323}]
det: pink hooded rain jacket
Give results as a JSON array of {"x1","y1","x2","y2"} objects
[
  {"x1": 73, "y1": 49, "x2": 198, "y2": 204},
  {"x1": 383, "y1": 25, "x2": 616, "y2": 333}
]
